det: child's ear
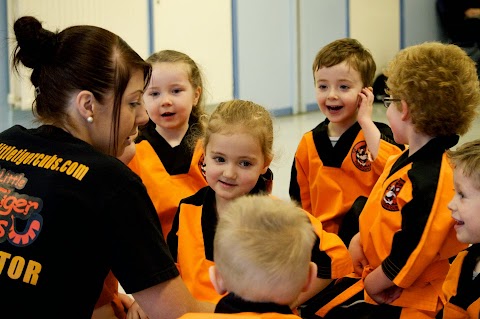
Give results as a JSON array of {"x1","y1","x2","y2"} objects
[
  {"x1": 209, "y1": 265, "x2": 227, "y2": 294},
  {"x1": 400, "y1": 100, "x2": 410, "y2": 121},
  {"x1": 193, "y1": 86, "x2": 202, "y2": 107},
  {"x1": 261, "y1": 158, "x2": 272, "y2": 175},
  {"x1": 301, "y1": 262, "x2": 318, "y2": 292}
]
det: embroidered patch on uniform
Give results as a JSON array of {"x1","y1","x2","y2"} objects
[
  {"x1": 351, "y1": 141, "x2": 371, "y2": 172},
  {"x1": 381, "y1": 178, "x2": 405, "y2": 211}
]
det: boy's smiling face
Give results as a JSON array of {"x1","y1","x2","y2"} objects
[
  {"x1": 314, "y1": 61, "x2": 364, "y2": 134},
  {"x1": 448, "y1": 166, "x2": 480, "y2": 244}
]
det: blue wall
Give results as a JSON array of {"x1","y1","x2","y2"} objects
[
  {"x1": 233, "y1": 0, "x2": 296, "y2": 116},
  {"x1": 0, "y1": 0, "x2": 9, "y2": 131},
  {"x1": 401, "y1": 0, "x2": 444, "y2": 47},
  {"x1": 299, "y1": 0, "x2": 348, "y2": 113},
  {"x1": 0, "y1": 0, "x2": 36, "y2": 132}
]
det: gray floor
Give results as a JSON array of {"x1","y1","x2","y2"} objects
[{"x1": 271, "y1": 103, "x2": 480, "y2": 200}]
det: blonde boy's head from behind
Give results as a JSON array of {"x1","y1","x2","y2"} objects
[
  {"x1": 210, "y1": 195, "x2": 317, "y2": 306},
  {"x1": 385, "y1": 42, "x2": 480, "y2": 137}
]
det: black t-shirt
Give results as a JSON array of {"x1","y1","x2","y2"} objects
[{"x1": 0, "y1": 125, "x2": 179, "y2": 319}]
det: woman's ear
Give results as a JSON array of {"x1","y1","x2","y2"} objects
[
  {"x1": 75, "y1": 90, "x2": 95, "y2": 121},
  {"x1": 209, "y1": 266, "x2": 227, "y2": 294}
]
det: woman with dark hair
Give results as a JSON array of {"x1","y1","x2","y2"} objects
[{"x1": 0, "y1": 16, "x2": 213, "y2": 319}]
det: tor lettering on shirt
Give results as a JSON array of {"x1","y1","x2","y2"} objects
[{"x1": 0, "y1": 167, "x2": 43, "y2": 286}]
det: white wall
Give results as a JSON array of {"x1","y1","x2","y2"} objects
[
  {"x1": 153, "y1": 0, "x2": 233, "y2": 106},
  {"x1": 350, "y1": 0, "x2": 401, "y2": 75}
]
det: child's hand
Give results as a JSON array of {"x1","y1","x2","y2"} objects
[
  {"x1": 366, "y1": 284, "x2": 403, "y2": 305},
  {"x1": 356, "y1": 87, "x2": 374, "y2": 126},
  {"x1": 364, "y1": 267, "x2": 403, "y2": 305},
  {"x1": 348, "y1": 233, "x2": 368, "y2": 276}
]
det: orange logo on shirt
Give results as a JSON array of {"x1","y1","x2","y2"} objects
[
  {"x1": 0, "y1": 188, "x2": 43, "y2": 247},
  {"x1": 381, "y1": 178, "x2": 405, "y2": 211},
  {"x1": 351, "y1": 141, "x2": 371, "y2": 172}
]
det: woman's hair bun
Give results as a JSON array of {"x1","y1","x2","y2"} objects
[{"x1": 13, "y1": 16, "x2": 58, "y2": 69}]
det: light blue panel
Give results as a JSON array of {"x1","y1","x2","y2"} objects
[
  {"x1": 300, "y1": 0, "x2": 348, "y2": 113},
  {"x1": 0, "y1": 0, "x2": 9, "y2": 131},
  {"x1": 401, "y1": 0, "x2": 444, "y2": 48},
  {"x1": 0, "y1": 2, "x2": 36, "y2": 131},
  {"x1": 233, "y1": 0, "x2": 294, "y2": 114}
]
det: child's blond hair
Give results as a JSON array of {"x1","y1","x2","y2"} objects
[
  {"x1": 447, "y1": 139, "x2": 480, "y2": 189},
  {"x1": 203, "y1": 100, "x2": 274, "y2": 164},
  {"x1": 214, "y1": 195, "x2": 316, "y2": 304}
]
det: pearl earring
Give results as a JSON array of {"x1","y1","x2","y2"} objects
[{"x1": 87, "y1": 116, "x2": 94, "y2": 123}]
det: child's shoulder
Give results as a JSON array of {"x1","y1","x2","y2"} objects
[
  {"x1": 179, "y1": 186, "x2": 211, "y2": 206},
  {"x1": 372, "y1": 121, "x2": 392, "y2": 131}
]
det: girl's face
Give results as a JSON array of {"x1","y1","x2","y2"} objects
[
  {"x1": 143, "y1": 62, "x2": 200, "y2": 135},
  {"x1": 204, "y1": 131, "x2": 269, "y2": 205},
  {"x1": 314, "y1": 61, "x2": 363, "y2": 133},
  {"x1": 448, "y1": 167, "x2": 480, "y2": 244}
]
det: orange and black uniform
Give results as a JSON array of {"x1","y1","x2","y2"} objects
[
  {"x1": 289, "y1": 119, "x2": 403, "y2": 242},
  {"x1": 303, "y1": 135, "x2": 468, "y2": 319},
  {"x1": 167, "y1": 172, "x2": 353, "y2": 304},
  {"x1": 215, "y1": 293, "x2": 296, "y2": 315},
  {"x1": 437, "y1": 244, "x2": 480, "y2": 319},
  {"x1": 128, "y1": 122, "x2": 207, "y2": 237}
]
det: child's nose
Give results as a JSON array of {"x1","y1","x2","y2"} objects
[
  {"x1": 160, "y1": 94, "x2": 173, "y2": 106},
  {"x1": 328, "y1": 89, "x2": 338, "y2": 99},
  {"x1": 223, "y1": 164, "x2": 236, "y2": 179}
]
